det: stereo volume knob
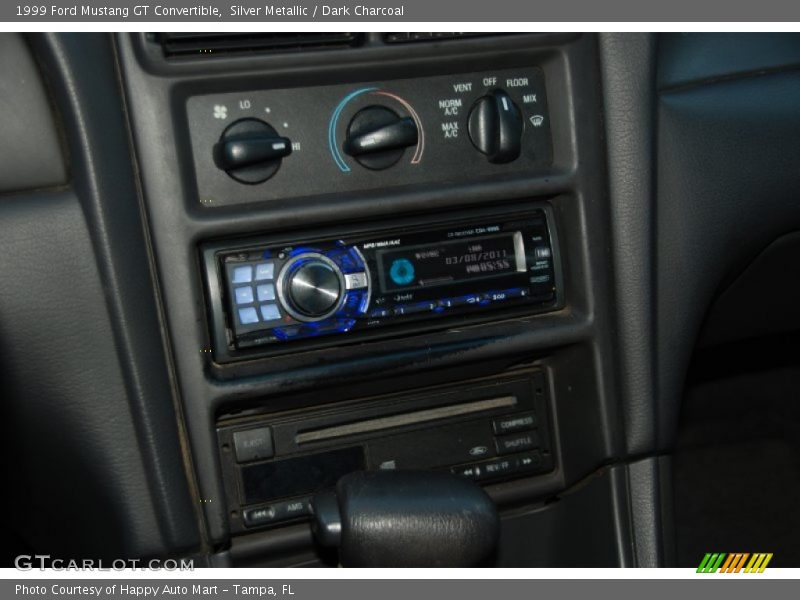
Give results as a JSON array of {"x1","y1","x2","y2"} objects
[
  {"x1": 279, "y1": 255, "x2": 345, "y2": 322},
  {"x1": 468, "y1": 90, "x2": 523, "y2": 164}
]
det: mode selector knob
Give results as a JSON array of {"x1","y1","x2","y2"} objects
[
  {"x1": 278, "y1": 254, "x2": 345, "y2": 322},
  {"x1": 468, "y1": 90, "x2": 524, "y2": 164}
]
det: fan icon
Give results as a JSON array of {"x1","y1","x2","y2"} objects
[{"x1": 213, "y1": 105, "x2": 228, "y2": 120}]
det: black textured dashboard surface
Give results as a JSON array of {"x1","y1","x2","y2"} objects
[
  {"x1": 658, "y1": 33, "x2": 800, "y2": 90},
  {"x1": 657, "y1": 35, "x2": 800, "y2": 449},
  {"x1": 599, "y1": 33, "x2": 657, "y2": 457},
  {"x1": 599, "y1": 33, "x2": 665, "y2": 568},
  {"x1": 0, "y1": 33, "x2": 202, "y2": 559},
  {"x1": 0, "y1": 34, "x2": 66, "y2": 192},
  {"x1": 0, "y1": 191, "x2": 163, "y2": 558}
]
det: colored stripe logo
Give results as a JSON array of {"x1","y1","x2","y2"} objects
[{"x1": 697, "y1": 553, "x2": 773, "y2": 573}]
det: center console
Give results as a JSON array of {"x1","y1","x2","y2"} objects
[{"x1": 117, "y1": 32, "x2": 631, "y2": 567}]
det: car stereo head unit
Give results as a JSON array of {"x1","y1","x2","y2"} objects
[{"x1": 202, "y1": 206, "x2": 562, "y2": 360}]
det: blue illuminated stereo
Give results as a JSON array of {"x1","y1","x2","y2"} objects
[{"x1": 202, "y1": 207, "x2": 560, "y2": 357}]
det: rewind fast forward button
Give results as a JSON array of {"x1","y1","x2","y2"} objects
[
  {"x1": 452, "y1": 464, "x2": 483, "y2": 480},
  {"x1": 517, "y1": 453, "x2": 542, "y2": 471}
]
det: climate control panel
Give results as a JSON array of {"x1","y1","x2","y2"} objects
[{"x1": 186, "y1": 67, "x2": 552, "y2": 207}]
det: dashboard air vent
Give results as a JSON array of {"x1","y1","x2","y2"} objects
[
  {"x1": 158, "y1": 33, "x2": 363, "y2": 58},
  {"x1": 383, "y1": 33, "x2": 499, "y2": 44}
]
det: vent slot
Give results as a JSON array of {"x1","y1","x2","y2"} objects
[
  {"x1": 383, "y1": 33, "x2": 501, "y2": 44},
  {"x1": 158, "y1": 32, "x2": 363, "y2": 58}
]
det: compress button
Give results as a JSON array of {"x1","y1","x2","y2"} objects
[{"x1": 493, "y1": 413, "x2": 536, "y2": 435}]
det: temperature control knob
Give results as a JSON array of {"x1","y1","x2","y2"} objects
[
  {"x1": 278, "y1": 254, "x2": 345, "y2": 322},
  {"x1": 467, "y1": 90, "x2": 523, "y2": 164},
  {"x1": 214, "y1": 118, "x2": 292, "y2": 184},
  {"x1": 343, "y1": 106, "x2": 419, "y2": 170}
]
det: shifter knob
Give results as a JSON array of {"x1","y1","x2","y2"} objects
[{"x1": 311, "y1": 470, "x2": 500, "y2": 567}]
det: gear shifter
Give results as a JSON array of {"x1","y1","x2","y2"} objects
[{"x1": 310, "y1": 470, "x2": 500, "y2": 567}]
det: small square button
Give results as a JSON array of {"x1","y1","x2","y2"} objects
[
  {"x1": 256, "y1": 283, "x2": 276, "y2": 302},
  {"x1": 255, "y1": 263, "x2": 274, "y2": 281},
  {"x1": 233, "y1": 427, "x2": 274, "y2": 462},
  {"x1": 238, "y1": 307, "x2": 259, "y2": 325},
  {"x1": 234, "y1": 286, "x2": 254, "y2": 305},
  {"x1": 232, "y1": 265, "x2": 253, "y2": 284},
  {"x1": 260, "y1": 304, "x2": 281, "y2": 321}
]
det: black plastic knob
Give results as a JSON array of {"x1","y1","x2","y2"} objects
[
  {"x1": 343, "y1": 106, "x2": 419, "y2": 170},
  {"x1": 310, "y1": 471, "x2": 500, "y2": 567},
  {"x1": 214, "y1": 118, "x2": 292, "y2": 184},
  {"x1": 283, "y1": 258, "x2": 343, "y2": 320},
  {"x1": 468, "y1": 90, "x2": 524, "y2": 164}
]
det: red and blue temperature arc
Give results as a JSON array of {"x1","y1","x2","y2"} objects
[{"x1": 328, "y1": 87, "x2": 425, "y2": 172}]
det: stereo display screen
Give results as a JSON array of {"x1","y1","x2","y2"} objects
[{"x1": 377, "y1": 232, "x2": 526, "y2": 293}]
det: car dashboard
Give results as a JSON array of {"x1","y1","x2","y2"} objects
[{"x1": 3, "y1": 32, "x2": 800, "y2": 567}]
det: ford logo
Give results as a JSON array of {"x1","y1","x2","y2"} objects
[{"x1": 469, "y1": 446, "x2": 488, "y2": 457}]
